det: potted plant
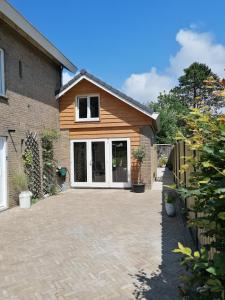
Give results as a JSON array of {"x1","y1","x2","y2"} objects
[
  {"x1": 159, "y1": 154, "x2": 168, "y2": 168},
  {"x1": 13, "y1": 170, "x2": 32, "y2": 208},
  {"x1": 132, "y1": 146, "x2": 146, "y2": 193},
  {"x1": 164, "y1": 192, "x2": 176, "y2": 217}
]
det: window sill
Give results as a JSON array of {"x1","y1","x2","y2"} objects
[{"x1": 76, "y1": 118, "x2": 100, "y2": 122}]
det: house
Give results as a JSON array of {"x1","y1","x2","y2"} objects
[
  {"x1": 0, "y1": 0, "x2": 76, "y2": 209},
  {"x1": 56, "y1": 70, "x2": 159, "y2": 189}
]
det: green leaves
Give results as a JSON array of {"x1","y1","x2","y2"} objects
[
  {"x1": 202, "y1": 161, "x2": 214, "y2": 168},
  {"x1": 207, "y1": 278, "x2": 224, "y2": 293},
  {"x1": 218, "y1": 212, "x2": 225, "y2": 220},
  {"x1": 172, "y1": 88, "x2": 225, "y2": 298},
  {"x1": 198, "y1": 177, "x2": 210, "y2": 184},
  {"x1": 173, "y1": 242, "x2": 193, "y2": 257}
]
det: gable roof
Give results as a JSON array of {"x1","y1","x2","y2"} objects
[
  {"x1": 56, "y1": 69, "x2": 160, "y2": 130},
  {"x1": 0, "y1": 0, "x2": 76, "y2": 72}
]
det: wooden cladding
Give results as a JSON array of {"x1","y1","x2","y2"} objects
[
  {"x1": 59, "y1": 79, "x2": 152, "y2": 130},
  {"x1": 59, "y1": 78, "x2": 153, "y2": 184},
  {"x1": 69, "y1": 127, "x2": 140, "y2": 147}
]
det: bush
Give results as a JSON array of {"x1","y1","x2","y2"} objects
[
  {"x1": 173, "y1": 103, "x2": 225, "y2": 299},
  {"x1": 13, "y1": 170, "x2": 28, "y2": 192},
  {"x1": 159, "y1": 154, "x2": 168, "y2": 167},
  {"x1": 132, "y1": 146, "x2": 145, "y2": 184}
]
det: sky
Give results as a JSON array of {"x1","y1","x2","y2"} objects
[{"x1": 9, "y1": 0, "x2": 225, "y2": 103}]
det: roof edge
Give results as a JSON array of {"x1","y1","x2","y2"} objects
[
  {"x1": 0, "y1": 0, "x2": 77, "y2": 72},
  {"x1": 56, "y1": 70, "x2": 160, "y2": 131}
]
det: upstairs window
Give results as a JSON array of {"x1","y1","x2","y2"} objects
[
  {"x1": 76, "y1": 95, "x2": 100, "y2": 121},
  {"x1": 0, "y1": 48, "x2": 5, "y2": 96}
]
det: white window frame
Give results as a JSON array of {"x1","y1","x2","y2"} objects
[
  {"x1": 75, "y1": 94, "x2": 100, "y2": 122},
  {"x1": 0, "y1": 48, "x2": 5, "y2": 97},
  {"x1": 70, "y1": 138, "x2": 131, "y2": 188}
]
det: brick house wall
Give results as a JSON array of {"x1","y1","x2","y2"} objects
[{"x1": 0, "y1": 19, "x2": 66, "y2": 207}]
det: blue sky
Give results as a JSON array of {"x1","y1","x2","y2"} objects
[{"x1": 10, "y1": 0, "x2": 225, "y2": 102}]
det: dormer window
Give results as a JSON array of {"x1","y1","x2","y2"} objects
[
  {"x1": 76, "y1": 95, "x2": 99, "y2": 121},
  {"x1": 0, "y1": 48, "x2": 5, "y2": 96}
]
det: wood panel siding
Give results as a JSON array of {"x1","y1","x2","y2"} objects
[
  {"x1": 59, "y1": 79, "x2": 152, "y2": 129},
  {"x1": 59, "y1": 78, "x2": 153, "y2": 184},
  {"x1": 69, "y1": 127, "x2": 140, "y2": 147}
]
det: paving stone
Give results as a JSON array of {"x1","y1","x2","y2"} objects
[{"x1": 0, "y1": 184, "x2": 191, "y2": 299}]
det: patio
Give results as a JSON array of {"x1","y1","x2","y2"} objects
[{"x1": 0, "y1": 179, "x2": 191, "y2": 299}]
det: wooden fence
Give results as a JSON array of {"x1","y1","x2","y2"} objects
[
  {"x1": 156, "y1": 144, "x2": 173, "y2": 160},
  {"x1": 172, "y1": 141, "x2": 213, "y2": 253}
]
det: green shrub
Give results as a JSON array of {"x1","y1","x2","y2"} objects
[
  {"x1": 159, "y1": 154, "x2": 168, "y2": 167},
  {"x1": 13, "y1": 170, "x2": 28, "y2": 192},
  {"x1": 132, "y1": 146, "x2": 145, "y2": 184},
  {"x1": 164, "y1": 192, "x2": 175, "y2": 204},
  {"x1": 173, "y1": 96, "x2": 225, "y2": 299}
]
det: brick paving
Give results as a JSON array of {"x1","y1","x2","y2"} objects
[{"x1": 0, "y1": 185, "x2": 191, "y2": 299}]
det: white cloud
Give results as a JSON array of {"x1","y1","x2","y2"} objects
[
  {"x1": 122, "y1": 68, "x2": 175, "y2": 104},
  {"x1": 170, "y1": 29, "x2": 225, "y2": 77},
  {"x1": 62, "y1": 71, "x2": 74, "y2": 85},
  {"x1": 122, "y1": 29, "x2": 225, "y2": 102}
]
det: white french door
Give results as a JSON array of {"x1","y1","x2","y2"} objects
[
  {"x1": 0, "y1": 137, "x2": 7, "y2": 209},
  {"x1": 70, "y1": 138, "x2": 131, "y2": 188}
]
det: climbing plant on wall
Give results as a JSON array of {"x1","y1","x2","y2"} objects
[{"x1": 41, "y1": 129, "x2": 59, "y2": 195}]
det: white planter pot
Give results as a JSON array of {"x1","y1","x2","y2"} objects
[
  {"x1": 165, "y1": 202, "x2": 176, "y2": 217},
  {"x1": 19, "y1": 191, "x2": 32, "y2": 208}
]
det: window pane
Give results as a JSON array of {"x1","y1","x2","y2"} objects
[
  {"x1": 74, "y1": 142, "x2": 87, "y2": 182},
  {"x1": 78, "y1": 97, "x2": 87, "y2": 118},
  {"x1": 112, "y1": 141, "x2": 128, "y2": 182},
  {"x1": 92, "y1": 142, "x2": 105, "y2": 182},
  {"x1": 90, "y1": 96, "x2": 99, "y2": 118}
]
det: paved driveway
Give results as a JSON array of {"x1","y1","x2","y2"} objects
[{"x1": 0, "y1": 187, "x2": 190, "y2": 300}]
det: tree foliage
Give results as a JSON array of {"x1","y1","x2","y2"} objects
[
  {"x1": 150, "y1": 62, "x2": 224, "y2": 144},
  {"x1": 173, "y1": 81, "x2": 225, "y2": 299},
  {"x1": 150, "y1": 92, "x2": 188, "y2": 144},
  {"x1": 172, "y1": 62, "x2": 224, "y2": 110}
]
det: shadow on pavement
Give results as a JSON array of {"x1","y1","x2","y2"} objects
[{"x1": 130, "y1": 168, "x2": 193, "y2": 300}]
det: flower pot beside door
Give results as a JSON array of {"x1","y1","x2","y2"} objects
[
  {"x1": 19, "y1": 191, "x2": 32, "y2": 208},
  {"x1": 132, "y1": 183, "x2": 145, "y2": 193},
  {"x1": 132, "y1": 146, "x2": 146, "y2": 193},
  {"x1": 13, "y1": 170, "x2": 32, "y2": 208}
]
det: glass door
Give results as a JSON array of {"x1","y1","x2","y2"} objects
[
  {"x1": 112, "y1": 141, "x2": 128, "y2": 182},
  {"x1": 71, "y1": 138, "x2": 130, "y2": 188},
  {"x1": 71, "y1": 139, "x2": 108, "y2": 187},
  {"x1": 73, "y1": 142, "x2": 87, "y2": 183},
  {"x1": 109, "y1": 138, "x2": 131, "y2": 188},
  {"x1": 91, "y1": 141, "x2": 106, "y2": 183},
  {"x1": 0, "y1": 137, "x2": 7, "y2": 208}
]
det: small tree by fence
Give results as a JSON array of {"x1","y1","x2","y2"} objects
[
  {"x1": 171, "y1": 105, "x2": 225, "y2": 299},
  {"x1": 172, "y1": 141, "x2": 206, "y2": 249}
]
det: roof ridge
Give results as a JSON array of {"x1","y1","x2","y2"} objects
[{"x1": 59, "y1": 70, "x2": 154, "y2": 115}]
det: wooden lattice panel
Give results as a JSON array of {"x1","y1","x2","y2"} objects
[{"x1": 24, "y1": 131, "x2": 42, "y2": 198}]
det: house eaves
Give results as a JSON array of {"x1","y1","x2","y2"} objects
[
  {"x1": 56, "y1": 69, "x2": 160, "y2": 131},
  {"x1": 0, "y1": 0, "x2": 77, "y2": 72}
]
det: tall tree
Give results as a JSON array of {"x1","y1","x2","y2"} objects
[
  {"x1": 150, "y1": 92, "x2": 188, "y2": 144},
  {"x1": 172, "y1": 62, "x2": 224, "y2": 110}
]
